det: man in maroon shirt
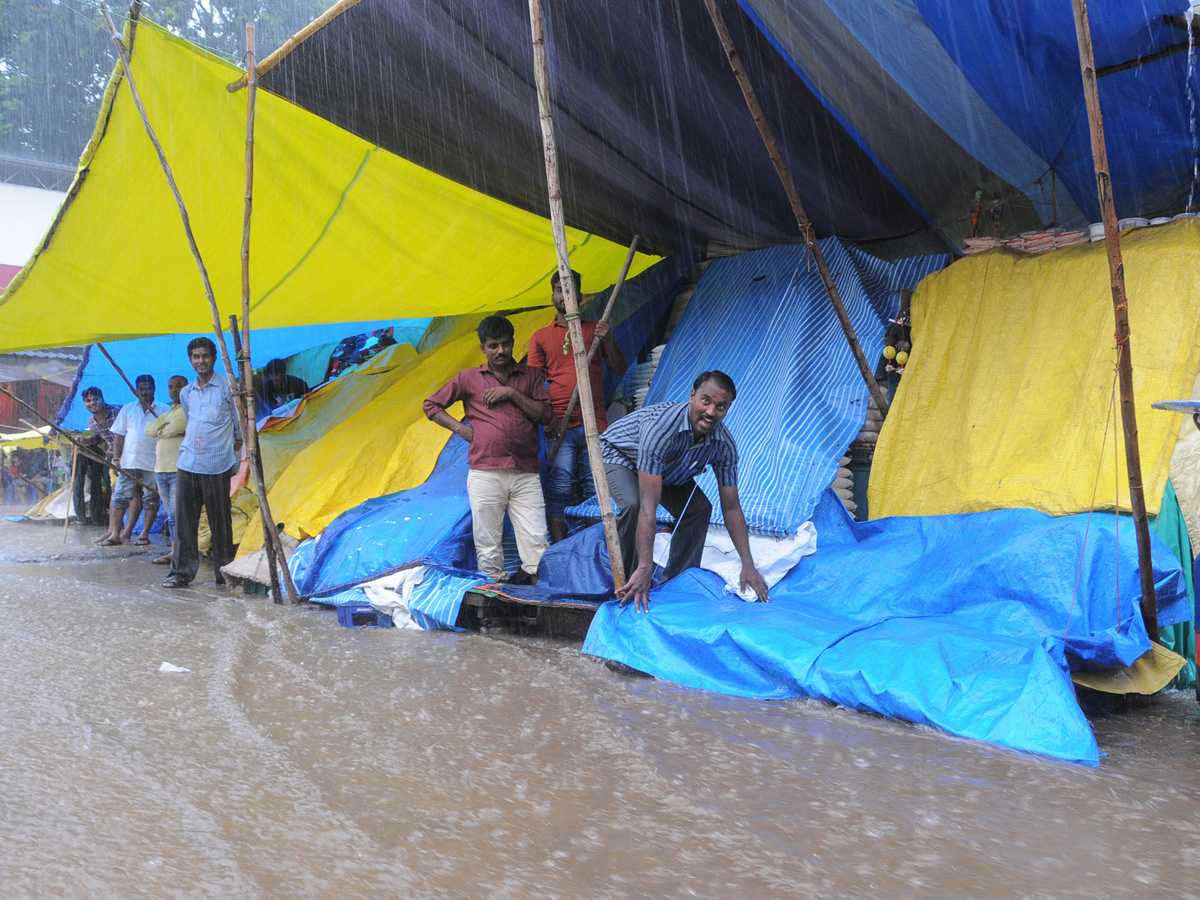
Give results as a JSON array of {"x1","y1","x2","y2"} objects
[
  {"x1": 527, "y1": 269, "x2": 627, "y2": 542},
  {"x1": 425, "y1": 315, "x2": 554, "y2": 584}
]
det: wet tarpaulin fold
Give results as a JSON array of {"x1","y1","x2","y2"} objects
[
  {"x1": 641, "y1": 240, "x2": 947, "y2": 535},
  {"x1": 583, "y1": 490, "x2": 1190, "y2": 765}
]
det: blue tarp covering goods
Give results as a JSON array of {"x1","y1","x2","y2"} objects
[
  {"x1": 583, "y1": 491, "x2": 1189, "y2": 765},
  {"x1": 642, "y1": 240, "x2": 947, "y2": 533}
]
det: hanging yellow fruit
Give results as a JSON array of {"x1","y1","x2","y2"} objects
[
  {"x1": 883, "y1": 345, "x2": 897, "y2": 360},
  {"x1": 895, "y1": 350, "x2": 909, "y2": 365}
]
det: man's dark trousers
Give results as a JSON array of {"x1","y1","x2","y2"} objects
[
  {"x1": 604, "y1": 463, "x2": 712, "y2": 581},
  {"x1": 73, "y1": 455, "x2": 108, "y2": 524},
  {"x1": 169, "y1": 466, "x2": 235, "y2": 585}
]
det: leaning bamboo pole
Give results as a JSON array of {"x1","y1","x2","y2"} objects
[
  {"x1": 238, "y1": 23, "x2": 299, "y2": 605},
  {"x1": 65, "y1": 445, "x2": 78, "y2": 542},
  {"x1": 100, "y1": 6, "x2": 297, "y2": 597},
  {"x1": 0, "y1": 384, "x2": 156, "y2": 493},
  {"x1": 527, "y1": 0, "x2": 626, "y2": 591},
  {"x1": 99, "y1": 5, "x2": 240, "y2": 394},
  {"x1": 547, "y1": 235, "x2": 639, "y2": 462},
  {"x1": 700, "y1": 0, "x2": 891, "y2": 417},
  {"x1": 1068, "y1": 0, "x2": 1157, "y2": 635}
]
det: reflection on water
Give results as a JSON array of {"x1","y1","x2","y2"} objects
[{"x1": 2, "y1": 513, "x2": 1199, "y2": 899}]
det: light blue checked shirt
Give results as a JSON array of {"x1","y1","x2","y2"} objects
[{"x1": 177, "y1": 375, "x2": 240, "y2": 475}]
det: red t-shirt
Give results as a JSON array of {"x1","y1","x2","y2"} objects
[
  {"x1": 527, "y1": 318, "x2": 627, "y2": 430},
  {"x1": 423, "y1": 362, "x2": 552, "y2": 473}
]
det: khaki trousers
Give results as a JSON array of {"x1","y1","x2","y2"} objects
[{"x1": 466, "y1": 468, "x2": 549, "y2": 580}]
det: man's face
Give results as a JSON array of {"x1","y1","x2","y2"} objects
[
  {"x1": 481, "y1": 335, "x2": 514, "y2": 369},
  {"x1": 168, "y1": 377, "x2": 187, "y2": 404},
  {"x1": 135, "y1": 378, "x2": 155, "y2": 406},
  {"x1": 687, "y1": 379, "x2": 733, "y2": 437},
  {"x1": 551, "y1": 280, "x2": 567, "y2": 314},
  {"x1": 83, "y1": 393, "x2": 104, "y2": 414},
  {"x1": 190, "y1": 347, "x2": 215, "y2": 378}
]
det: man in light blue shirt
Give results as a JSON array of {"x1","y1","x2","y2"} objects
[{"x1": 163, "y1": 337, "x2": 242, "y2": 589}]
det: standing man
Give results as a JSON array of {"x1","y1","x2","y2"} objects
[
  {"x1": 599, "y1": 370, "x2": 769, "y2": 612},
  {"x1": 73, "y1": 387, "x2": 120, "y2": 526},
  {"x1": 424, "y1": 315, "x2": 553, "y2": 585},
  {"x1": 146, "y1": 374, "x2": 189, "y2": 566},
  {"x1": 528, "y1": 268, "x2": 627, "y2": 542},
  {"x1": 100, "y1": 374, "x2": 164, "y2": 546},
  {"x1": 163, "y1": 338, "x2": 241, "y2": 589}
]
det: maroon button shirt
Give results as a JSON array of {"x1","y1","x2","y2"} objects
[{"x1": 424, "y1": 362, "x2": 552, "y2": 473}]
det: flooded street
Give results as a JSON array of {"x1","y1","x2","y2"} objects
[{"x1": 2, "y1": 510, "x2": 1200, "y2": 899}]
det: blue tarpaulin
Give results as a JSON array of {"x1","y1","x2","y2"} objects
[
  {"x1": 643, "y1": 240, "x2": 946, "y2": 534},
  {"x1": 582, "y1": 491, "x2": 1188, "y2": 764}
]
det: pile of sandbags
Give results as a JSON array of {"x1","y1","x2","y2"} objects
[
  {"x1": 828, "y1": 455, "x2": 855, "y2": 514},
  {"x1": 621, "y1": 344, "x2": 666, "y2": 411}
]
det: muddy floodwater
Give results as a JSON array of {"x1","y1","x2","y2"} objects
[{"x1": 2, "y1": 510, "x2": 1200, "y2": 899}]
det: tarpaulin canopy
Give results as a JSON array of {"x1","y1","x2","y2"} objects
[
  {"x1": 870, "y1": 218, "x2": 1200, "y2": 519},
  {"x1": 0, "y1": 16, "x2": 658, "y2": 354},
  {"x1": 256, "y1": 0, "x2": 943, "y2": 258},
  {"x1": 582, "y1": 489, "x2": 1190, "y2": 764}
]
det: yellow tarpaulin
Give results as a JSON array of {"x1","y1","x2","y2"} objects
[
  {"x1": 237, "y1": 310, "x2": 547, "y2": 554},
  {"x1": 870, "y1": 218, "x2": 1200, "y2": 518},
  {"x1": 0, "y1": 20, "x2": 657, "y2": 353}
]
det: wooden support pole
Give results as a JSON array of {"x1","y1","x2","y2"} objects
[
  {"x1": 528, "y1": 0, "x2": 626, "y2": 590},
  {"x1": 0, "y1": 384, "x2": 155, "y2": 492},
  {"x1": 1069, "y1": 0, "x2": 1157, "y2": 636},
  {"x1": 100, "y1": 5, "x2": 240, "y2": 395},
  {"x1": 547, "y1": 235, "x2": 639, "y2": 462},
  {"x1": 237, "y1": 23, "x2": 298, "y2": 605},
  {"x1": 700, "y1": 0, "x2": 891, "y2": 417},
  {"x1": 95, "y1": 342, "x2": 153, "y2": 413},
  {"x1": 65, "y1": 445, "x2": 78, "y2": 541}
]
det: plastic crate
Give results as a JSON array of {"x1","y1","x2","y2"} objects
[{"x1": 335, "y1": 603, "x2": 394, "y2": 628}]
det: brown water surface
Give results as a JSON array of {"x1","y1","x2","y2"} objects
[{"x1": 2, "y1": 511, "x2": 1199, "y2": 899}]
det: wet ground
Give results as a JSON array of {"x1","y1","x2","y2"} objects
[{"x1": 2, "y1": 508, "x2": 1200, "y2": 899}]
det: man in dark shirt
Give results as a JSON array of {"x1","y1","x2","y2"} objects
[
  {"x1": 528, "y1": 268, "x2": 628, "y2": 543},
  {"x1": 73, "y1": 386, "x2": 120, "y2": 526},
  {"x1": 262, "y1": 358, "x2": 310, "y2": 413},
  {"x1": 600, "y1": 370, "x2": 768, "y2": 612},
  {"x1": 424, "y1": 316, "x2": 553, "y2": 584}
]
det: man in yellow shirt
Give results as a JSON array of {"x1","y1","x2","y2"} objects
[{"x1": 145, "y1": 375, "x2": 188, "y2": 565}]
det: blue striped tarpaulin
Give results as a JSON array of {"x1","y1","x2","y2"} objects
[{"x1": 644, "y1": 239, "x2": 947, "y2": 535}]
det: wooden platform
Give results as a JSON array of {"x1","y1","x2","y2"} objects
[{"x1": 456, "y1": 587, "x2": 601, "y2": 641}]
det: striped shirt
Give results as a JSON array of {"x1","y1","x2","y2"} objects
[
  {"x1": 87, "y1": 404, "x2": 122, "y2": 457},
  {"x1": 178, "y1": 376, "x2": 239, "y2": 475},
  {"x1": 600, "y1": 401, "x2": 738, "y2": 487}
]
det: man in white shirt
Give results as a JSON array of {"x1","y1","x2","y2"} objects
[{"x1": 99, "y1": 374, "x2": 164, "y2": 547}]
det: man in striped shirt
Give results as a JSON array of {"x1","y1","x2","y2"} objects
[{"x1": 600, "y1": 370, "x2": 768, "y2": 611}]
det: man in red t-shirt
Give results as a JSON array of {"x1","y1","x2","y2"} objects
[
  {"x1": 527, "y1": 269, "x2": 628, "y2": 543},
  {"x1": 425, "y1": 315, "x2": 554, "y2": 584}
]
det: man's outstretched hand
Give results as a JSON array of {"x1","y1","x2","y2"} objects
[
  {"x1": 617, "y1": 565, "x2": 654, "y2": 613},
  {"x1": 741, "y1": 563, "x2": 770, "y2": 602}
]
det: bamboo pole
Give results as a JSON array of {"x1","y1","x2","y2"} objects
[
  {"x1": 65, "y1": 445, "x2": 78, "y2": 541},
  {"x1": 226, "y1": 0, "x2": 368, "y2": 92},
  {"x1": 99, "y1": 5, "x2": 240, "y2": 394},
  {"x1": 1069, "y1": 0, "x2": 1157, "y2": 636},
  {"x1": 237, "y1": 23, "x2": 298, "y2": 605},
  {"x1": 95, "y1": 342, "x2": 153, "y2": 412},
  {"x1": 527, "y1": 0, "x2": 626, "y2": 590},
  {"x1": 547, "y1": 235, "x2": 639, "y2": 462},
  {"x1": 700, "y1": 0, "x2": 890, "y2": 417},
  {"x1": 0, "y1": 384, "x2": 155, "y2": 492}
]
